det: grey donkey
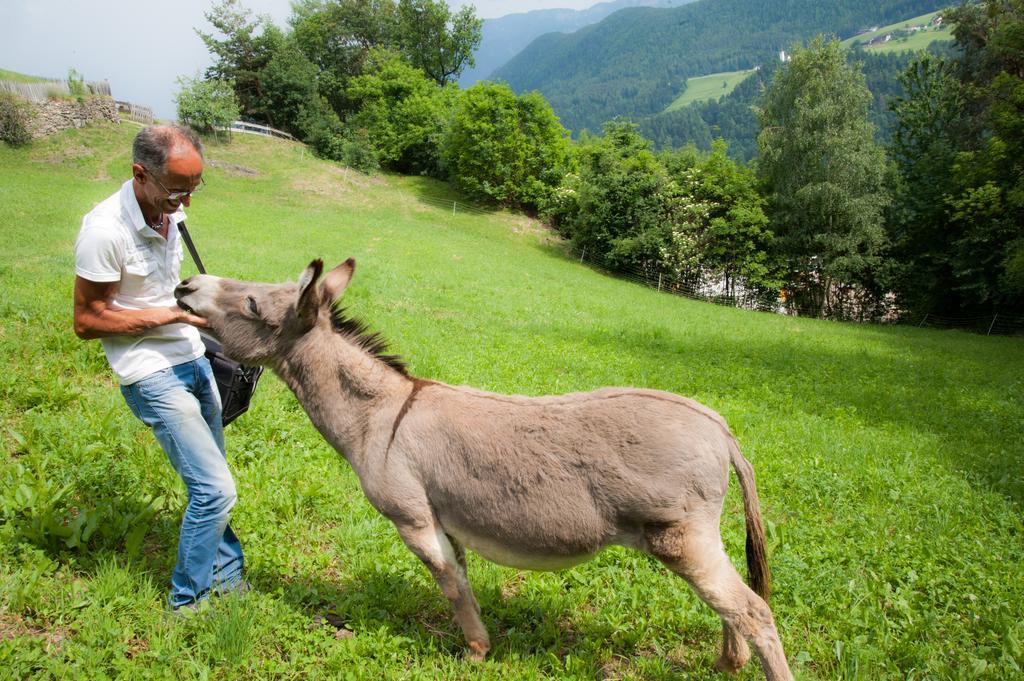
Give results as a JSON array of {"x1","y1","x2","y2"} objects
[{"x1": 175, "y1": 259, "x2": 793, "y2": 679}]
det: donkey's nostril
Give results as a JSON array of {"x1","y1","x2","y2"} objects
[{"x1": 174, "y1": 283, "x2": 194, "y2": 300}]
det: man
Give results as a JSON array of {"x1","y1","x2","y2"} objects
[{"x1": 73, "y1": 124, "x2": 245, "y2": 611}]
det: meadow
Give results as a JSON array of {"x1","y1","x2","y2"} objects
[
  {"x1": 1, "y1": 123, "x2": 1022, "y2": 680},
  {"x1": 664, "y1": 70, "x2": 756, "y2": 112},
  {"x1": 840, "y1": 10, "x2": 952, "y2": 55}
]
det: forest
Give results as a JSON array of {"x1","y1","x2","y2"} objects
[
  {"x1": 492, "y1": 0, "x2": 950, "y2": 135},
  {"x1": 637, "y1": 44, "x2": 956, "y2": 161}
]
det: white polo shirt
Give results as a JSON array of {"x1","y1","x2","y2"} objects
[{"x1": 75, "y1": 179, "x2": 205, "y2": 385}]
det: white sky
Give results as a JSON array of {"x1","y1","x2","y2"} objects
[{"x1": 0, "y1": 1, "x2": 598, "y2": 120}]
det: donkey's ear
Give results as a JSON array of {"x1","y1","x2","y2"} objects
[
  {"x1": 296, "y1": 259, "x2": 324, "y2": 327},
  {"x1": 321, "y1": 258, "x2": 355, "y2": 306}
]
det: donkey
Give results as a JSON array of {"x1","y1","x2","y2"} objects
[{"x1": 175, "y1": 259, "x2": 792, "y2": 680}]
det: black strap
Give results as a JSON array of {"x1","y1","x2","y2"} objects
[{"x1": 177, "y1": 221, "x2": 206, "y2": 275}]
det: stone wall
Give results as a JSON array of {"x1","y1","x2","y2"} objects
[{"x1": 28, "y1": 97, "x2": 119, "y2": 139}]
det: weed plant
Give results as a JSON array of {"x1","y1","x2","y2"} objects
[{"x1": 1, "y1": 124, "x2": 1022, "y2": 679}]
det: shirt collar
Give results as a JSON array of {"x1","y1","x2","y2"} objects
[{"x1": 120, "y1": 179, "x2": 187, "y2": 236}]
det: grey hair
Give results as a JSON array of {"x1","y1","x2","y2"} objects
[{"x1": 132, "y1": 124, "x2": 204, "y2": 176}]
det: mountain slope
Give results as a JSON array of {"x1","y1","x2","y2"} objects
[
  {"x1": 459, "y1": 0, "x2": 695, "y2": 87},
  {"x1": 493, "y1": 0, "x2": 949, "y2": 135}
]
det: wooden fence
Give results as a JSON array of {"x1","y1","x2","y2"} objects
[
  {"x1": 115, "y1": 101, "x2": 153, "y2": 125},
  {"x1": 0, "y1": 79, "x2": 111, "y2": 102},
  {"x1": 228, "y1": 120, "x2": 296, "y2": 141}
]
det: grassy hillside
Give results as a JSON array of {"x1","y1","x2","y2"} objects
[
  {"x1": 664, "y1": 69, "x2": 757, "y2": 112},
  {"x1": 2, "y1": 124, "x2": 1023, "y2": 679},
  {"x1": 841, "y1": 10, "x2": 952, "y2": 53},
  {"x1": 0, "y1": 67, "x2": 51, "y2": 83}
]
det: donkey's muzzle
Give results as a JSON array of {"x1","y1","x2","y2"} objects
[{"x1": 174, "y1": 279, "x2": 197, "y2": 311}]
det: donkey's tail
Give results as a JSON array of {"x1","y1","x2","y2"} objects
[{"x1": 728, "y1": 437, "x2": 772, "y2": 602}]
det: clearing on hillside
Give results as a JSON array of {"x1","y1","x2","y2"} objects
[
  {"x1": 841, "y1": 10, "x2": 952, "y2": 54},
  {"x1": 664, "y1": 69, "x2": 757, "y2": 112}
]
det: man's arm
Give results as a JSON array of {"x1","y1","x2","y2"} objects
[{"x1": 73, "y1": 275, "x2": 208, "y2": 340}]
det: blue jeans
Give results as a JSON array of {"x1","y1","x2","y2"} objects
[{"x1": 121, "y1": 358, "x2": 244, "y2": 608}]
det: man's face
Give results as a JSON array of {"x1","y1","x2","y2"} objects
[{"x1": 134, "y1": 147, "x2": 204, "y2": 214}]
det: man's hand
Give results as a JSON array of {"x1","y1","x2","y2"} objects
[
  {"x1": 175, "y1": 306, "x2": 210, "y2": 328},
  {"x1": 74, "y1": 276, "x2": 209, "y2": 338}
]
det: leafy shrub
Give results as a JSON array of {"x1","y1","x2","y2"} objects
[
  {"x1": 443, "y1": 82, "x2": 573, "y2": 210},
  {"x1": 347, "y1": 47, "x2": 457, "y2": 176},
  {"x1": 0, "y1": 92, "x2": 35, "y2": 146},
  {"x1": 175, "y1": 75, "x2": 240, "y2": 134},
  {"x1": 67, "y1": 68, "x2": 86, "y2": 102},
  {"x1": 297, "y1": 97, "x2": 379, "y2": 173}
]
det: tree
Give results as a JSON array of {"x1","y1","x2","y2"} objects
[
  {"x1": 347, "y1": 47, "x2": 457, "y2": 175},
  {"x1": 397, "y1": 0, "x2": 482, "y2": 86},
  {"x1": 175, "y1": 76, "x2": 240, "y2": 134},
  {"x1": 444, "y1": 82, "x2": 573, "y2": 210},
  {"x1": 196, "y1": 0, "x2": 284, "y2": 122},
  {"x1": 291, "y1": 0, "x2": 400, "y2": 115},
  {"x1": 255, "y1": 38, "x2": 322, "y2": 134},
  {"x1": 888, "y1": 54, "x2": 967, "y2": 316},
  {"x1": 662, "y1": 140, "x2": 781, "y2": 297},
  {"x1": 757, "y1": 37, "x2": 891, "y2": 319},
  {"x1": 551, "y1": 121, "x2": 676, "y2": 273},
  {"x1": 889, "y1": 1, "x2": 1024, "y2": 318}
]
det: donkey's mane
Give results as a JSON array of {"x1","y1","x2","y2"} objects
[{"x1": 329, "y1": 305, "x2": 409, "y2": 376}]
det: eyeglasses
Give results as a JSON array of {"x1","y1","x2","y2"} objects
[{"x1": 144, "y1": 166, "x2": 205, "y2": 200}]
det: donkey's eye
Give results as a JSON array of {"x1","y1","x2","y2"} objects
[{"x1": 246, "y1": 296, "x2": 260, "y2": 316}]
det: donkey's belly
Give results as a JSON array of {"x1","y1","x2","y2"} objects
[{"x1": 442, "y1": 521, "x2": 597, "y2": 571}]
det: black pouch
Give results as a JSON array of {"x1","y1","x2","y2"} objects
[
  {"x1": 201, "y1": 331, "x2": 263, "y2": 426},
  {"x1": 179, "y1": 221, "x2": 262, "y2": 426}
]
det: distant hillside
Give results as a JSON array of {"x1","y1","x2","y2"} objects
[
  {"x1": 840, "y1": 9, "x2": 952, "y2": 54},
  {"x1": 459, "y1": 0, "x2": 695, "y2": 87},
  {"x1": 637, "y1": 42, "x2": 954, "y2": 162},
  {"x1": 493, "y1": 0, "x2": 949, "y2": 135}
]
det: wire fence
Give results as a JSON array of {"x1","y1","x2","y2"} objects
[
  {"x1": 416, "y1": 193, "x2": 495, "y2": 217},
  {"x1": 565, "y1": 245, "x2": 1024, "y2": 337}
]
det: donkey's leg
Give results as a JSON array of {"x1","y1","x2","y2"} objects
[
  {"x1": 394, "y1": 522, "x2": 490, "y2": 660},
  {"x1": 446, "y1": 533, "x2": 481, "y2": 617},
  {"x1": 647, "y1": 522, "x2": 792, "y2": 681}
]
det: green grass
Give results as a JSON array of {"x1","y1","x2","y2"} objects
[
  {"x1": 841, "y1": 10, "x2": 952, "y2": 54},
  {"x1": 2, "y1": 124, "x2": 1023, "y2": 680},
  {"x1": 665, "y1": 69, "x2": 756, "y2": 112},
  {"x1": 0, "y1": 68, "x2": 52, "y2": 84}
]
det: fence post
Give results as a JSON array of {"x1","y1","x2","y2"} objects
[
  {"x1": 987, "y1": 314, "x2": 998, "y2": 335},
  {"x1": 658, "y1": 273, "x2": 662, "y2": 292},
  {"x1": 918, "y1": 313, "x2": 929, "y2": 327},
  {"x1": 579, "y1": 247, "x2": 586, "y2": 264},
  {"x1": 452, "y1": 201, "x2": 456, "y2": 215}
]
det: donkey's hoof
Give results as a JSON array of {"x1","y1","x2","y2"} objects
[
  {"x1": 466, "y1": 640, "x2": 490, "y2": 662},
  {"x1": 713, "y1": 655, "x2": 747, "y2": 675}
]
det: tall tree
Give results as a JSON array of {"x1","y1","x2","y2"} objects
[
  {"x1": 890, "y1": 1, "x2": 1024, "y2": 318},
  {"x1": 888, "y1": 54, "x2": 967, "y2": 316},
  {"x1": 757, "y1": 37, "x2": 891, "y2": 319},
  {"x1": 397, "y1": 0, "x2": 482, "y2": 86},
  {"x1": 196, "y1": 0, "x2": 283, "y2": 121}
]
